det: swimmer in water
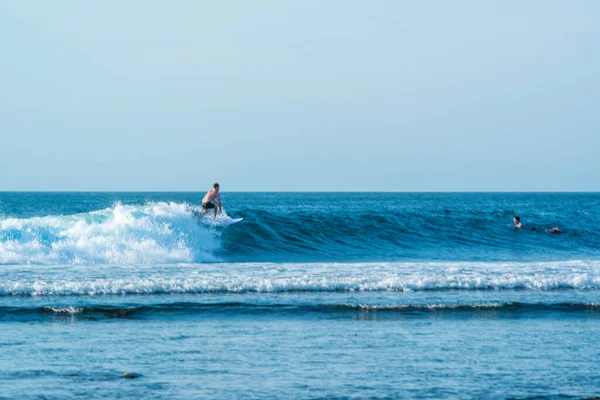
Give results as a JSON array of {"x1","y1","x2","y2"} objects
[
  {"x1": 513, "y1": 216, "x2": 526, "y2": 229},
  {"x1": 513, "y1": 216, "x2": 562, "y2": 233}
]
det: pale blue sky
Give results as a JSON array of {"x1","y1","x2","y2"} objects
[{"x1": 1, "y1": 1, "x2": 598, "y2": 191}]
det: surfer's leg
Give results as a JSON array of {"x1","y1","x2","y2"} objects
[{"x1": 201, "y1": 202, "x2": 215, "y2": 217}]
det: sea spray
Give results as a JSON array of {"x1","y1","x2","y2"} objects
[{"x1": 0, "y1": 202, "x2": 220, "y2": 264}]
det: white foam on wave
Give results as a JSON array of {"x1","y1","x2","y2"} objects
[
  {"x1": 44, "y1": 306, "x2": 83, "y2": 314},
  {"x1": 1, "y1": 261, "x2": 600, "y2": 296},
  {"x1": 0, "y1": 202, "x2": 220, "y2": 265}
]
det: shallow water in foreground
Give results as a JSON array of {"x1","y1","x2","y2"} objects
[{"x1": 1, "y1": 193, "x2": 599, "y2": 398}]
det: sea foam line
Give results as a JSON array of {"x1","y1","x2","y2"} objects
[
  {"x1": 1, "y1": 260, "x2": 600, "y2": 296},
  {"x1": 1, "y1": 274, "x2": 600, "y2": 296}
]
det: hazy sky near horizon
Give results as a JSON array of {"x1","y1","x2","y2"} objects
[{"x1": 1, "y1": 1, "x2": 599, "y2": 191}]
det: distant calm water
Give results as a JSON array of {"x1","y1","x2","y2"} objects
[{"x1": 1, "y1": 192, "x2": 599, "y2": 399}]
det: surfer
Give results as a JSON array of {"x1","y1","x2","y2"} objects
[
  {"x1": 201, "y1": 183, "x2": 223, "y2": 217},
  {"x1": 513, "y1": 216, "x2": 562, "y2": 233}
]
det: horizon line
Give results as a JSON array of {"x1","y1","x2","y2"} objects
[{"x1": 0, "y1": 190, "x2": 599, "y2": 194}]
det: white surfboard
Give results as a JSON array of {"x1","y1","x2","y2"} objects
[
  {"x1": 195, "y1": 208, "x2": 243, "y2": 226},
  {"x1": 221, "y1": 217, "x2": 243, "y2": 226}
]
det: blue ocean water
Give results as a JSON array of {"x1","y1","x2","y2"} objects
[{"x1": 1, "y1": 192, "x2": 599, "y2": 399}]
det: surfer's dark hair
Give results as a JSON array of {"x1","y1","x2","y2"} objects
[
  {"x1": 213, "y1": 183, "x2": 220, "y2": 188},
  {"x1": 514, "y1": 216, "x2": 520, "y2": 222}
]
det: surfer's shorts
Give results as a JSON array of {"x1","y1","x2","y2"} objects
[{"x1": 202, "y1": 202, "x2": 216, "y2": 210}]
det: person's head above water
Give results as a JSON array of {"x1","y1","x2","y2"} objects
[
  {"x1": 513, "y1": 216, "x2": 524, "y2": 228},
  {"x1": 213, "y1": 183, "x2": 220, "y2": 191}
]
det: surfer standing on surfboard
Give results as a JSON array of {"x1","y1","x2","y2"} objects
[{"x1": 201, "y1": 183, "x2": 223, "y2": 217}]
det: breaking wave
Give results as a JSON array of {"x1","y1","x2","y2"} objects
[
  {"x1": 1, "y1": 197, "x2": 599, "y2": 265},
  {"x1": 0, "y1": 202, "x2": 220, "y2": 265}
]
